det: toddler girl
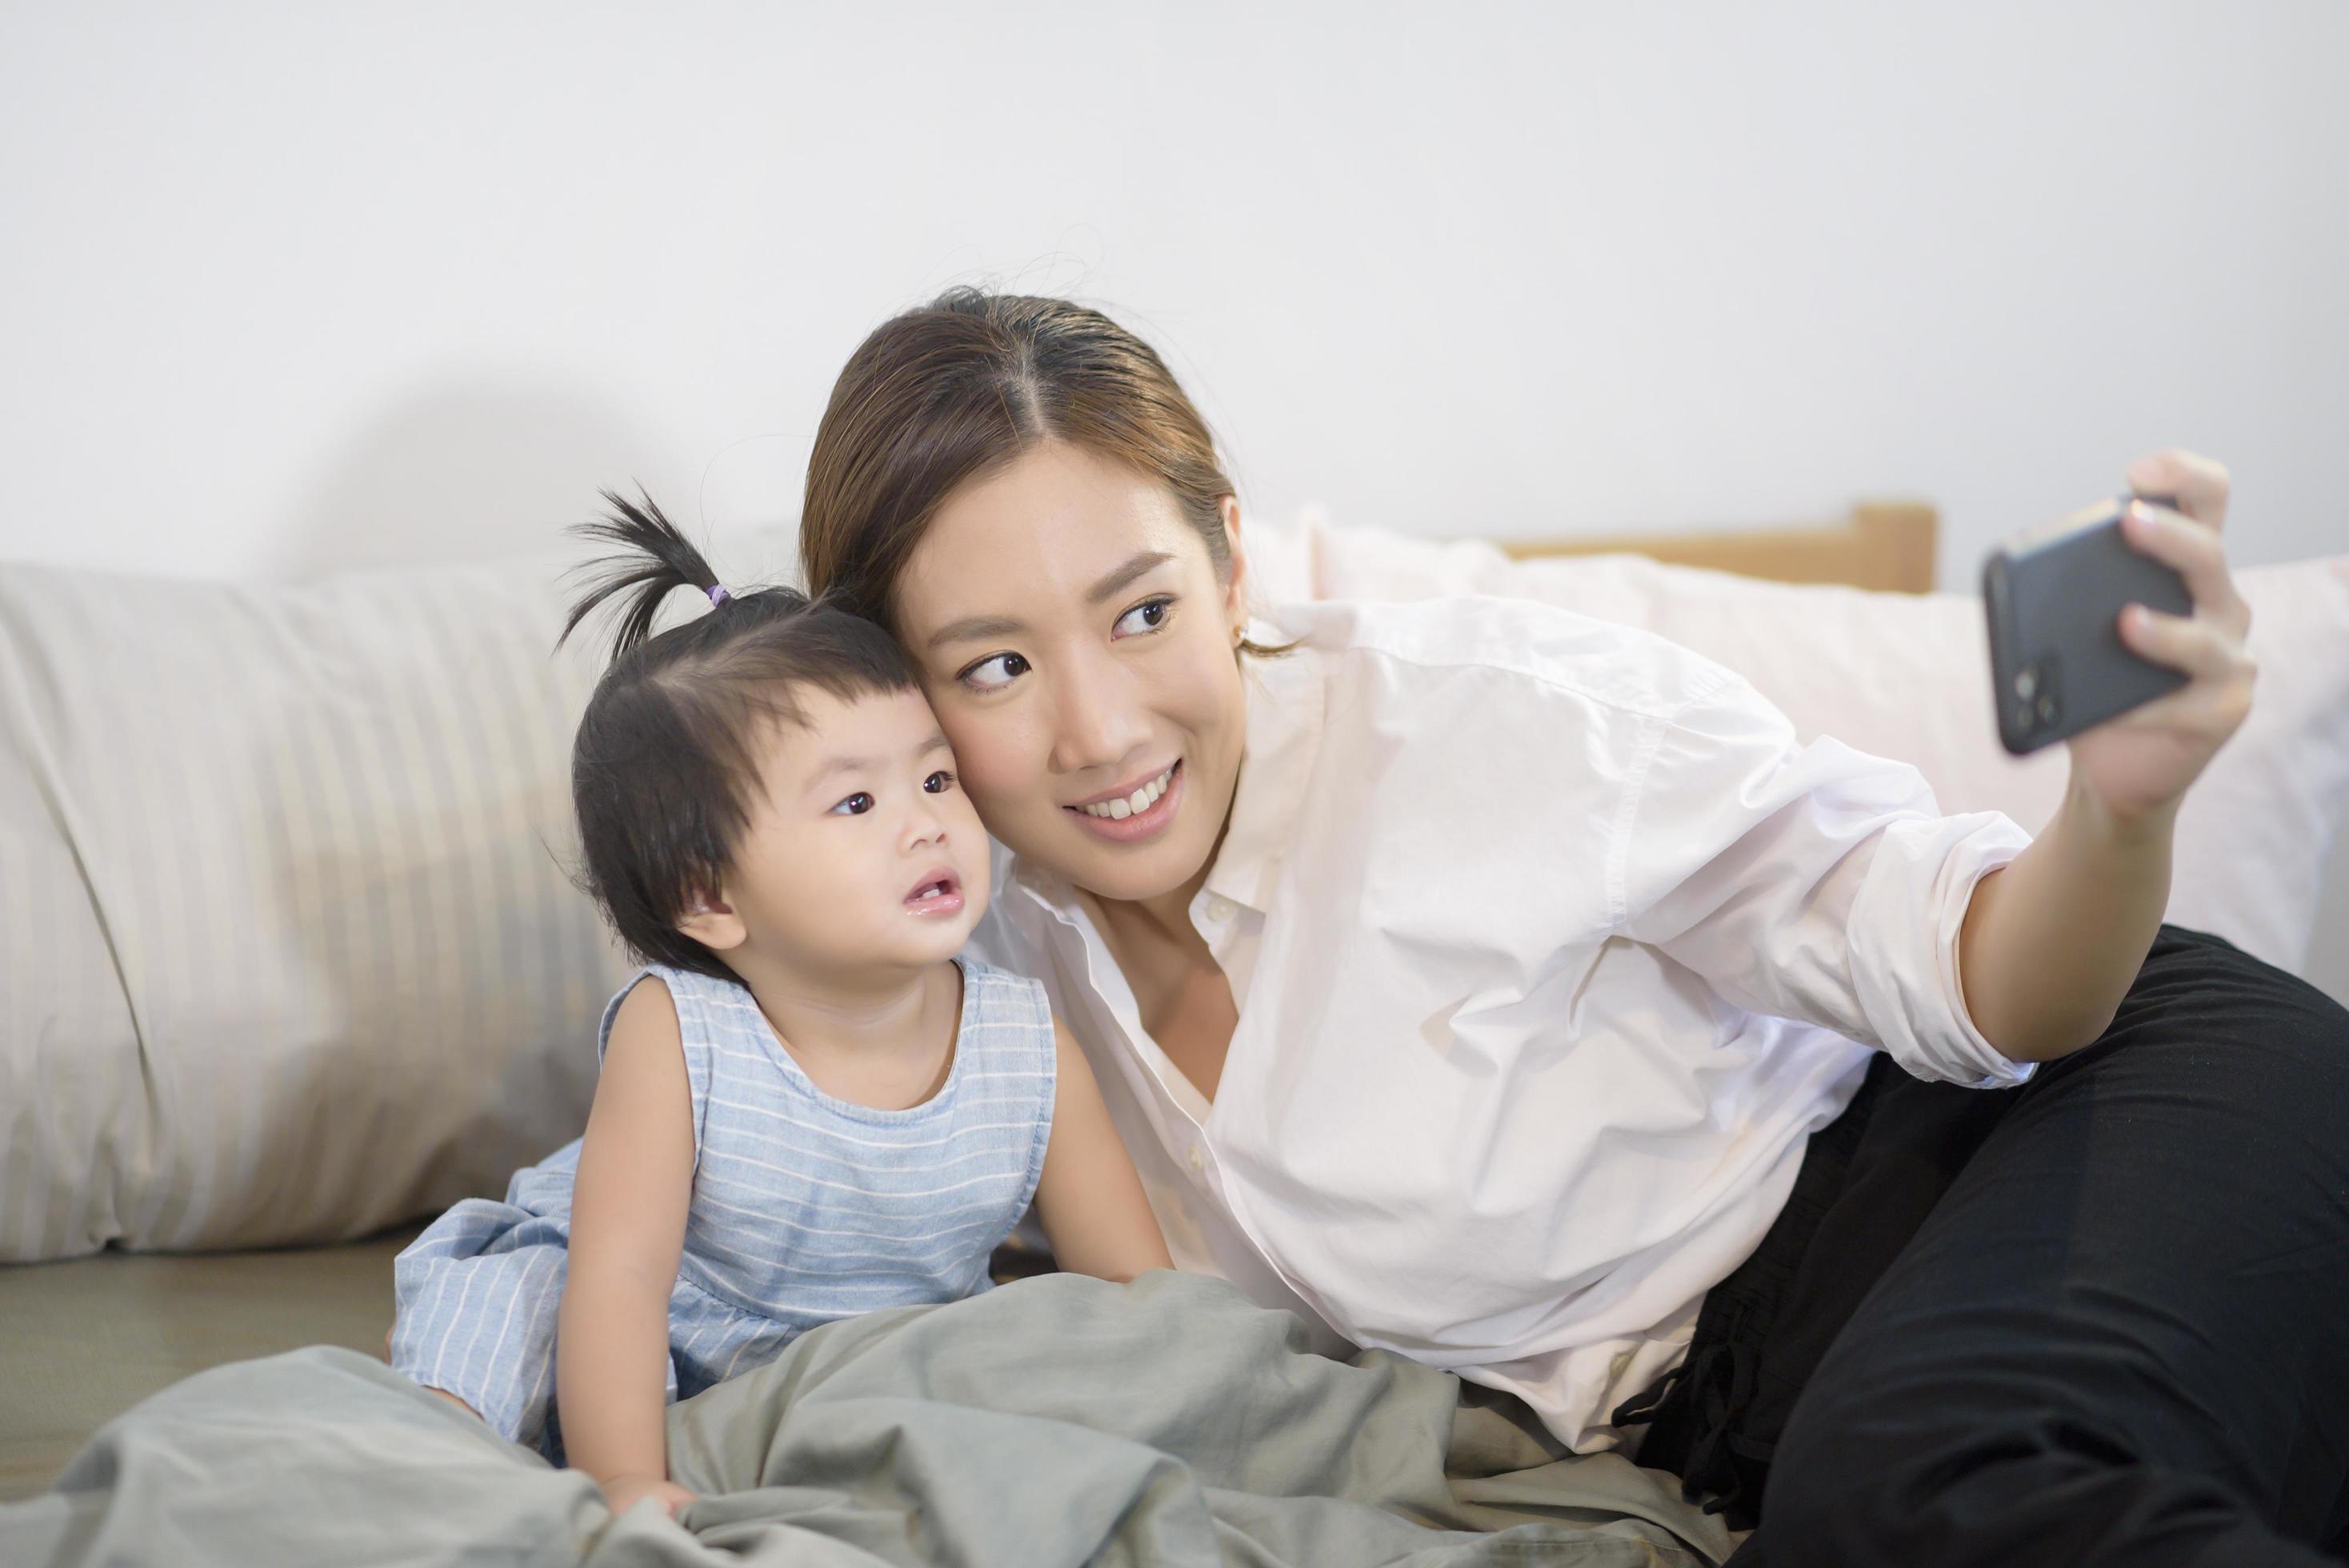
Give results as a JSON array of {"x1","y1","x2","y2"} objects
[{"x1": 389, "y1": 494, "x2": 1171, "y2": 1519}]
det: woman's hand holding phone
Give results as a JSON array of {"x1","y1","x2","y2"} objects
[
  {"x1": 1958, "y1": 449, "x2": 2255, "y2": 1063},
  {"x1": 2065, "y1": 449, "x2": 2257, "y2": 826}
]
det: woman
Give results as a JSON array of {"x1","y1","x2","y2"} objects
[{"x1": 795, "y1": 289, "x2": 2349, "y2": 1565}]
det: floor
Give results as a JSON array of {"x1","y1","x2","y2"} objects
[{"x1": 0, "y1": 1226, "x2": 420, "y2": 1500}]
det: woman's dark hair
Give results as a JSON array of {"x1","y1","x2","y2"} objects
[
  {"x1": 798, "y1": 288, "x2": 1266, "y2": 647},
  {"x1": 558, "y1": 490, "x2": 916, "y2": 980}
]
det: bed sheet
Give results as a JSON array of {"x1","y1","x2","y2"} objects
[{"x1": 2, "y1": 1269, "x2": 1743, "y2": 1567}]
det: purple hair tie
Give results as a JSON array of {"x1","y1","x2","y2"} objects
[{"x1": 706, "y1": 582, "x2": 732, "y2": 609}]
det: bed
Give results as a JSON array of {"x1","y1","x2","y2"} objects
[{"x1": 3, "y1": 498, "x2": 2343, "y2": 1547}]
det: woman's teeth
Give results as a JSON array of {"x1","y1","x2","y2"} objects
[{"x1": 1078, "y1": 766, "x2": 1174, "y2": 820}]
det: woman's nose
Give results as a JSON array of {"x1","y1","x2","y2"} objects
[{"x1": 1048, "y1": 654, "x2": 1150, "y2": 774}]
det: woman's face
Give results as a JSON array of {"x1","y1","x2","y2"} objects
[{"x1": 893, "y1": 441, "x2": 1251, "y2": 906}]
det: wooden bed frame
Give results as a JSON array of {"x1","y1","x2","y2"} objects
[{"x1": 1500, "y1": 501, "x2": 1939, "y2": 594}]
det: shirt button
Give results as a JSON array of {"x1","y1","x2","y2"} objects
[
  {"x1": 1188, "y1": 1146, "x2": 1206, "y2": 1174},
  {"x1": 1205, "y1": 895, "x2": 1238, "y2": 922}
]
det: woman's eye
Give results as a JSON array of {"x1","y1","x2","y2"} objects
[
  {"x1": 960, "y1": 651, "x2": 1030, "y2": 692},
  {"x1": 829, "y1": 792, "x2": 874, "y2": 817},
  {"x1": 923, "y1": 770, "x2": 954, "y2": 794},
  {"x1": 1113, "y1": 598, "x2": 1174, "y2": 638}
]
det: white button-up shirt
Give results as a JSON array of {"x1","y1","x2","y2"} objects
[{"x1": 968, "y1": 594, "x2": 2033, "y2": 1451}]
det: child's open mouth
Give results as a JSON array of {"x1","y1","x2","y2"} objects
[{"x1": 903, "y1": 868, "x2": 964, "y2": 917}]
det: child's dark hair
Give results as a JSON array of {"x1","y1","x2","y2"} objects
[{"x1": 558, "y1": 490, "x2": 917, "y2": 980}]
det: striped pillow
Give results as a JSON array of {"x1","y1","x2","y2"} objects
[{"x1": 0, "y1": 555, "x2": 636, "y2": 1259}]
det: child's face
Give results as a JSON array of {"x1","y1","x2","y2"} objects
[{"x1": 686, "y1": 685, "x2": 990, "y2": 980}]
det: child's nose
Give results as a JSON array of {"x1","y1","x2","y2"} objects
[{"x1": 902, "y1": 797, "x2": 948, "y2": 849}]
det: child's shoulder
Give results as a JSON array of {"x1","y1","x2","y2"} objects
[
  {"x1": 953, "y1": 956, "x2": 1052, "y2": 1027},
  {"x1": 630, "y1": 960, "x2": 751, "y2": 1008},
  {"x1": 946, "y1": 959, "x2": 1058, "y2": 1090},
  {"x1": 595, "y1": 962, "x2": 754, "y2": 1059}
]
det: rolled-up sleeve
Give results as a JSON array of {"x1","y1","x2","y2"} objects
[{"x1": 1612, "y1": 666, "x2": 2036, "y2": 1087}]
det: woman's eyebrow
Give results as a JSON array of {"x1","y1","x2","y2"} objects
[
  {"x1": 1085, "y1": 550, "x2": 1176, "y2": 605},
  {"x1": 926, "y1": 614, "x2": 1023, "y2": 651},
  {"x1": 923, "y1": 551, "x2": 1178, "y2": 651}
]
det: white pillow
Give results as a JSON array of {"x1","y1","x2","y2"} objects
[
  {"x1": 1246, "y1": 511, "x2": 2349, "y2": 983},
  {"x1": 2, "y1": 516, "x2": 2333, "y2": 1263},
  {"x1": 0, "y1": 555, "x2": 634, "y2": 1261}
]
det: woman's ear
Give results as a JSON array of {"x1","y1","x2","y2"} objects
[
  {"x1": 1219, "y1": 494, "x2": 1251, "y2": 638},
  {"x1": 675, "y1": 889, "x2": 747, "y2": 953}
]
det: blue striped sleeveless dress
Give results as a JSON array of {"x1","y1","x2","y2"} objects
[{"x1": 389, "y1": 958, "x2": 1056, "y2": 1459}]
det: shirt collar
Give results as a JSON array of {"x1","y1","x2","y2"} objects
[
  {"x1": 1201, "y1": 616, "x2": 1324, "y2": 915},
  {"x1": 1007, "y1": 615, "x2": 1324, "y2": 921}
]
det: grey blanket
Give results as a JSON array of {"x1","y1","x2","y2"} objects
[{"x1": 3, "y1": 1270, "x2": 1742, "y2": 1567}]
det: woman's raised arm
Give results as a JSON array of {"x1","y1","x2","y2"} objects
[{"x1": 1956, "y1": 450, "x2": 2254, "y2": 1062}]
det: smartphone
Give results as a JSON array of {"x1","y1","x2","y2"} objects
[{"x1": 1982, "y1": 496, "x2": 2193, "y2": 755}]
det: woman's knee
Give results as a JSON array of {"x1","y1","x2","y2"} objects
[
  {"x1": 2119, "y1": 927, "x2": 2349, "y2": 1066},
  {"x1": 2061, "y1": 927, "x2": 2349, "y2": 1162}
]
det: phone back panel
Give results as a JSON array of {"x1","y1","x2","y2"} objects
[{"x1": 1982, "y1": 503, "x2": 2192, "y2": 755}]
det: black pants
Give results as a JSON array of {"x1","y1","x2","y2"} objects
[{"x1": 1626, "y1": 926, "x2": 2349, "y2": 1566}]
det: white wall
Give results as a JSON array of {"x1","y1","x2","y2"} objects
[
  {"x1": 4, "y1": 2, "x2": 2343, "y2": 584},
  {"x1": 4, "y1": 2, "x2": 2345, "y2": 992}
]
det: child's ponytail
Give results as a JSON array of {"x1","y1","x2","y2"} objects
[
  {"x1": 551, "y1": 486, "x2": 917, "y2": 980},
  {"x1": 558, "y1": 490, "x2": 737, "y2": 664}
]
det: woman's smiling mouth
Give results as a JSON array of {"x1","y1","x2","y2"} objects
[{"x1": 1065, "y1": 761, "x2": 1183, "y2": 842}]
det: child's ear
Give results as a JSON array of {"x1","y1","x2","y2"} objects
[{"x1": 675, "y1": 889, "x2": 747, "y2": 952}]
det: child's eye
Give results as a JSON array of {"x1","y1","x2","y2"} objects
[
  {"x1": 829, "y1": 792, "x2": 874, "y2": 816},
  {"x1": 923, "y1": 770, "x2": 955, "y2": 794},
  {"x1": 1113, "y1": 598, "x2": 1174, "y2": 638},
  {"x1": 960, "y1": 651, "x2": 1030, "y2": 692}
]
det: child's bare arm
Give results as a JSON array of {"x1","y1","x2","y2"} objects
[
  {"x1": 1031, "y1": 1017, "x2": 1174, "y2": 1282},
  {"x1": 558, "y1": 976, "x2": 698, "y2": 1513}
]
